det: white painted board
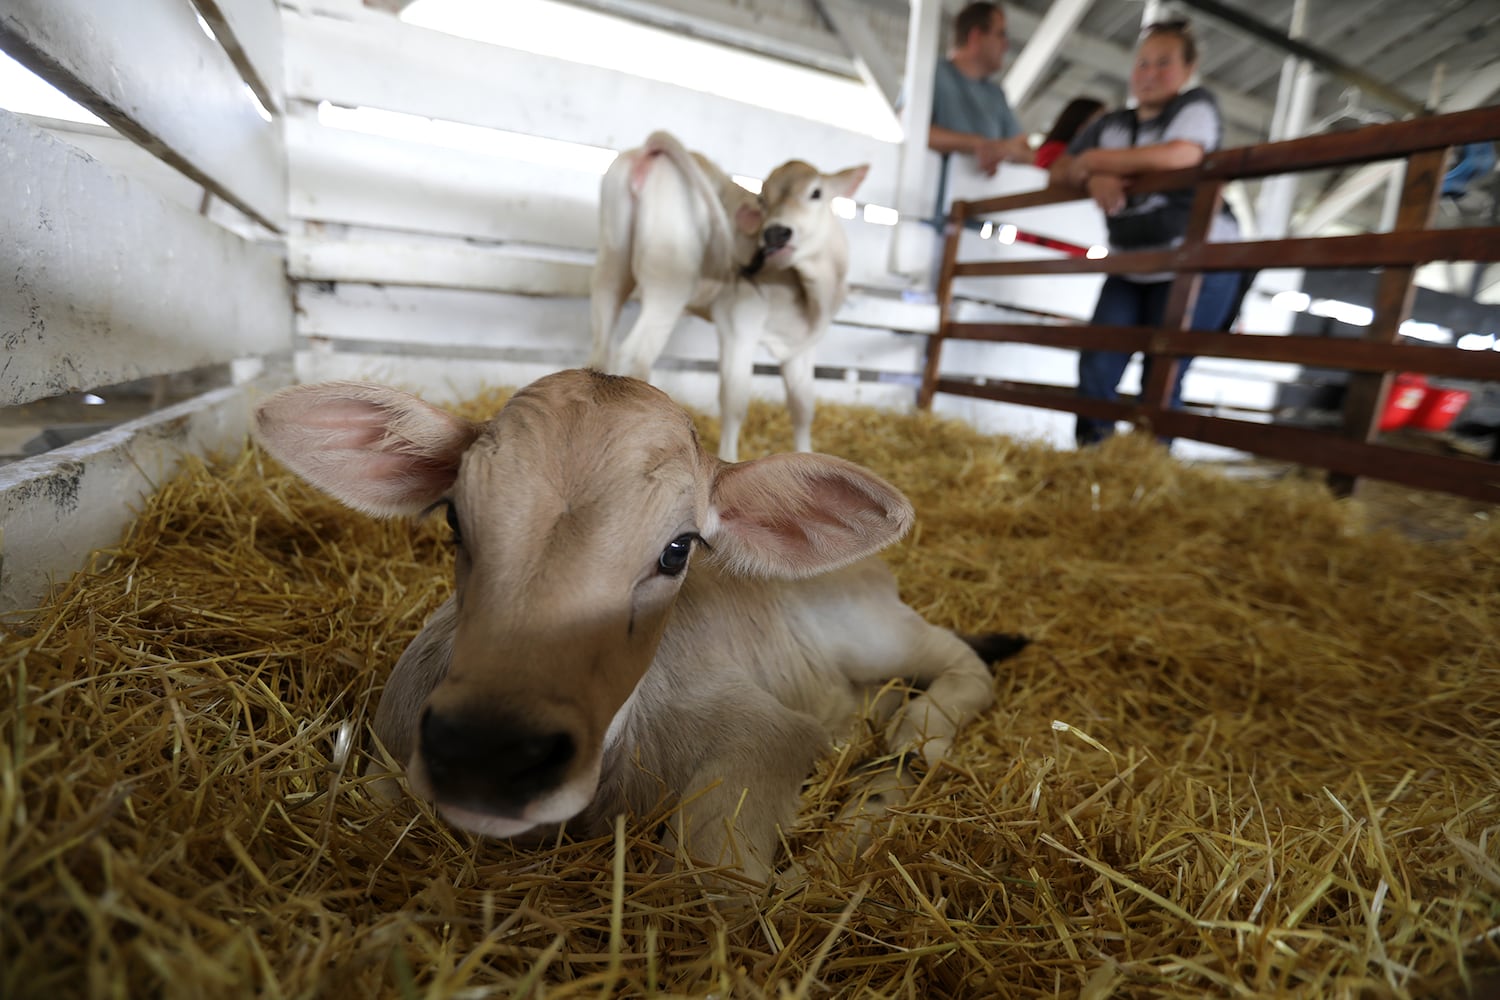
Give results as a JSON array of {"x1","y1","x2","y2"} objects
[
  {"x1": 286, "y1": 113, "x2": 603, "y2": 249},
  {"x1": 0, "y1": 0, "x2": 285, "y2": 229},
  {"x1": 287, "y1": 235, "x2": 595, "y2": 297},
  {"x1": 1, "y1": 113, "x2": 293, "y2": 407},
  {"x1": 280, "y1": 7, "x2": 901, "y2": 206}
]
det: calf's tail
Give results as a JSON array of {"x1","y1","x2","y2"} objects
[
  {"x1": 640, "y1": 129, "x2": 736, "y2": 279},
  {"x1": 959, "y1": 632, "x2": 1031, "y2": 666}
]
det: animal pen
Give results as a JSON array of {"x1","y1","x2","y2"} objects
[{"x1": 2, "y1": 1, "x2": 1498, "y2": 998}]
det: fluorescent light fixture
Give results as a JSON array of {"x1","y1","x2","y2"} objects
[
  {"x1": 733, "y1": 175, "x2": 763, "y2": 194},
  {"x1": 1086, "y1": 245, "x2": 1108, "y2": 259},
  {"x1": 831, "y1": 197, "x2": 857, "y2": 220},
  {"x1": 402, "y1": 0, "x2": 902, "y2": 142},
  {"x1": 996, "y1": 224, "x2": 1017, "y2": 245},
  {"x1": 0, "y1": 51, "x2": 103, "y2": 125},
  {"x1": 1398, "y1": 320, "x2": 1451, "y2": 344},
  {"x1": 1307, "y1": 298, "x2": 1373, "y2": 326},
  {"x1": 979, "y1": 222, "x2": 994, "y2": 239},
  {"x1": 863, "y1": 204, "x2": 899, "y2": 226},
  {"x1": 1271, "y1": 290, "x2": 1311, "y2": 312},
  {"x1": 1457, "y1": 333, "x2": 1497, "y2": 351},
  {"x1": 317, "y1": 102, "x2": 618, "y2": 174}
]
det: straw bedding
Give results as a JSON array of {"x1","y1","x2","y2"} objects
[{"x1": 3, "y1": 387, "x2": 1498, "y2": 999}]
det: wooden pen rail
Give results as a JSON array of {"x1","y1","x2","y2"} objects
[{"x1": 919, "y1": 105, "x2": 1500, "y2": 503}]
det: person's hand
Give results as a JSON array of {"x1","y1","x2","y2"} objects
[
  {"x1": 1002, "y1": 135, "x2": 1034, "y2": 165},
  {"x1": 1087, "y1": 174, "x2": 1128, "y2": 215},
  {"x1": 974, "y1": 138, "x2": 1006, "y2": 176},
  {"x1": 1065, "y1": 149, "x2": 1096, "y2": 187},
  {"x1": 1048, "y1": 154, "x2": 1077, "y2": 188},
  {"x1": 973, "y1": 136, "x2": 1034, "y2": 176}
]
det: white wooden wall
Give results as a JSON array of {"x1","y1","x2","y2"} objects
[{"x1": 0, "y1": 0, "x2": 294, "y2": 612}]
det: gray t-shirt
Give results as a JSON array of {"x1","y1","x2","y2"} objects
[
  {"x1": 1068, "y1": 88, "x2": 1239, "y2": 281},
  {"x1": 931, "y1": 59, "x2": 1022, "y2": 140}
]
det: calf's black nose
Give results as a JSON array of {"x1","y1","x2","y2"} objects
[
  {"x1": 763, "y1": 224, "x2": 792, "y2": 249},
  {"x1": 420, "y1": 709, "x2": 576, "y2": 812}
]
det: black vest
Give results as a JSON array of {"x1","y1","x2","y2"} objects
[{"x1": 1105, "y1": 87, "x2": 1231, "y2": 248}]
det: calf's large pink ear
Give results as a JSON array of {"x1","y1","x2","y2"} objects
[
  {"x1": 254, "y1": 382, "x2": 481, "y2": 517},
  {"x1": 829, "y1": 164, "x2": 869, "y2": 199},
  {"x1": 705, "y1": 453, "x2": 914, "y2": 579}
]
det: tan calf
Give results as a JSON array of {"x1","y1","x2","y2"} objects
[
  {"x1": 255, "y1": 370, "x2": 1023, "y2": 880},
  {"x1": 589, "y1": 130, "x2": 867, "y2": 462}
]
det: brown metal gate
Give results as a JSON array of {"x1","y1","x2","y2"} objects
[{"x1": 920, "y1": 106, "x2": 1500, "y2": 503}]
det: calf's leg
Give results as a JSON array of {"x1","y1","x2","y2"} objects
[
  {"x1": 713, "y1": 296, "x2": 768, "y2": 463},
  {"x1": 613, "y1": 280, "x2": 694, "y2": 381},
  {"x1": 588, "y1": 254, "x2": 635, "y2": 370},
  {"x1": 779, "y1": 347, "x2": 817, "y2": 453},
  {"x1": 657, "y1": 689, "x2": 827, "y2": 883}
]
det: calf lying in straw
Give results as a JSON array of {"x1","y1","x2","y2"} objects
[
  {"x1": 255, "y1": 369, "x2": 1025, "y2": 879},
  {"x1": 590, "y1": 130, "x2": 867, "y2": 462}
]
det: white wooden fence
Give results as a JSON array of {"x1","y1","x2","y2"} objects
[{"x1": 1, "y1": 0, "x2": 293, "y2": 612}]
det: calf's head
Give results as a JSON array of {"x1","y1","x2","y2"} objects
[
  {"x1": 254, "y1": 369, "x2": 913, "y2": 838},
  {"x1": 739, "y1": 160, "x2": 869, "y2": 274}
]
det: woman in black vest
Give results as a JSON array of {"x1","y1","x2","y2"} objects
[{"x1": 1048, "y1": 20, "x2": 1244, "y2": 447}]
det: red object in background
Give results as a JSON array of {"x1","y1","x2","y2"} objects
[
  {"x1": 1011, "y1": 229, "x2": 1090, "y2": 258},
  {"x1": 1379, "y1": 374, "x2": 1429, "y2": 431},
  {"x1": 1409, "y1": 386, "x2": 1471, "y2": 431},
  {"x1": 1034, "y1": 140, "x2": 1067, "y2": 169}
]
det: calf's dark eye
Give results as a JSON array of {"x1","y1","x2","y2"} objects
[
  {"x1": 657, "y1": 534, "x2": 696, "y2": 576},
  {"x1": 810, "y1": 186, "x2": 822, "y2": 200}
]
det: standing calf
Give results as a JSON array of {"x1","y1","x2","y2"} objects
[
  {"x1": 255, "y1": 370, "x2": 1022, "y2": 880},
  {"x1": 590, "y1": 130, "x2": 867, "y2": 462}
]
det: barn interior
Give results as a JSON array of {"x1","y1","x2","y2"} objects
[{"x1": 2, "y1": 0, "x2": 1498, "y2": 996}]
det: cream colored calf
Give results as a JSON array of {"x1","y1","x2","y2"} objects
[
  {"x1": 255, "y1": 370, "x2": 1022, "y2": 880},
  {"x1": 589, "y1": 130, "x2": 867, "y2": 462}
]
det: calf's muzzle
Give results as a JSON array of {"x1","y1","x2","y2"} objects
[
  {"x1": 762, "y1": 224, "x2": 792, "y2": 250},
  {"x1": 419, "y1": 707, "x2": 577, "y2": 814}
]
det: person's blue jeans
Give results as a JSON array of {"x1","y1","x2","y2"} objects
[{"x1": 1075, "y1": 271, "x2": 1244, "y2": 446}]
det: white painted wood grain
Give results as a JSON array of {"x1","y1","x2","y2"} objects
[
  {"x1": 286, "y1": 234, "x2": 594, "y2": 297},
  {"x1": 281, "y1": 7, "x2": 901, "y2": 206},
  {"x1": 1, "y1": 113, "x2": 294, "y2": 408},
  {"x1": 0, "y1": 0, "x2": 286, "y2": 229},
  {"x1": 286, "y1": 113, "x2": 603, "y2": 249}
]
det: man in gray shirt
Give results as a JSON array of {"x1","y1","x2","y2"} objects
[{"x1": 929, "y1": 2, "x2": 1032, "y2": 176}]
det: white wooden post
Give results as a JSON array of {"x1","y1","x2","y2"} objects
[{"x1": 888, "y1": 0, "x2": 943, "y2": 280}]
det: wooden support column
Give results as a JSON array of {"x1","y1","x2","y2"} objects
[
  {"x1": 917, "y1": 200, "x2": 970, "y2": 410},
  {"x1": 1327, "y1": 145, "x2": 1448, "y2": 496},
  {"x1": 1138, "y1": 179, "x2": 1226, "y2": 431}
]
